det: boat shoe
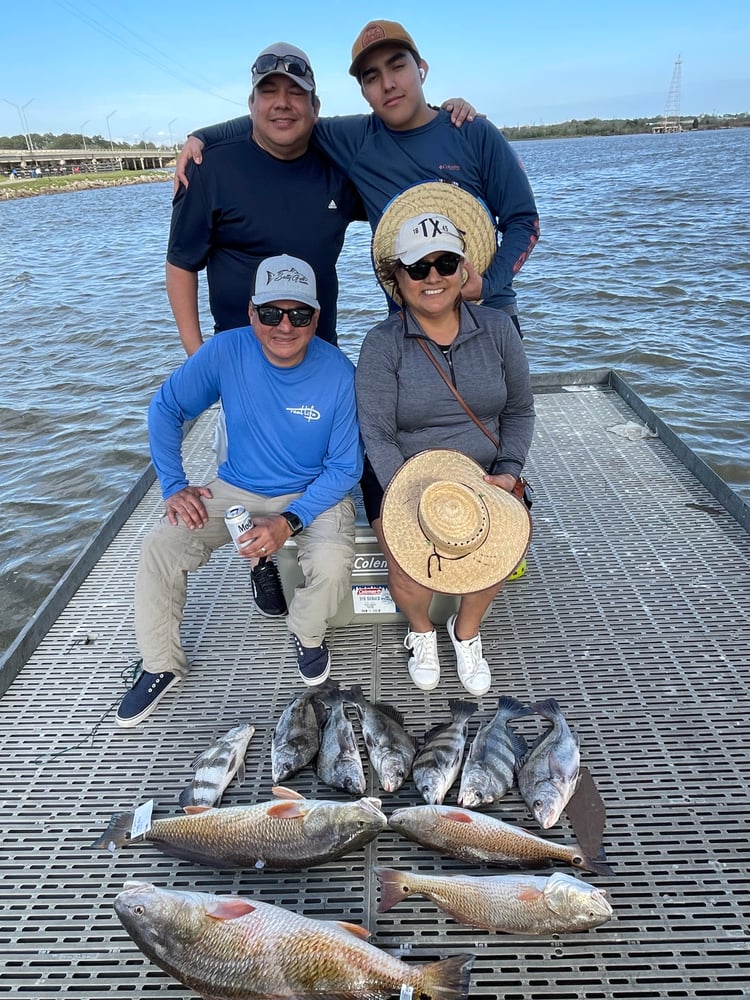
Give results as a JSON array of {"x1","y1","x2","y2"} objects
[
  {"x1": 446, "y1": 614, "x2": 491, "y2": 696},
  {"x1": 293, "y1": 636, "x2": 331, "y2": 686},
  {"x1": 115, "y1": 666, "x2": 180, "y2": 728}
]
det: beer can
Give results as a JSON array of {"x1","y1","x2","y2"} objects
[{"x1": 225, "y1": 505, "x2": 254, "y2": 551}]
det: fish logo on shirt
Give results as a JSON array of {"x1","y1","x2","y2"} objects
[{"x1": 287, "y1": 405, "x2": 321, "y2": 422}]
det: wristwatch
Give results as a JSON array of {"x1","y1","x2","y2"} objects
[{"x1": 280, "y1": 511, "x2": 304, "y2": 537}]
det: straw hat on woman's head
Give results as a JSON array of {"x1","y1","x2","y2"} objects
[
  {"x1": 372, "y1": 180, "x2": 497, "y2": 299},
  {"x1": 381, "y1": 449, "x2": 531, "y2": 595}
]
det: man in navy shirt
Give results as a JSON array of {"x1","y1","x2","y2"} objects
[{"x1": 166, "y1": 42, "x2": 364, "y2": 354}]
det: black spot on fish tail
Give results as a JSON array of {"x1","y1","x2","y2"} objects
[{"x1": 90, "y1": 811, "x2": 134, "y2": 851}]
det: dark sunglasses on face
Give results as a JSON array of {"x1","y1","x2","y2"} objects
[
  {"x1": 400, "y1": 253, "x2": 462, "y2": 281},
  {"x1": 256, "y1": 304, "x2": 315, "y2": 328},
  {"x1": 252, "y1": 53, "x2": 315, "y2": 85}
]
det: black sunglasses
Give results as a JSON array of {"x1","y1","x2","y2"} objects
[
  {"x1": 400, "y1": 253, "x2": 462, "y2": 281},
  {"x1": 252, "y1": 53, "x2": 315, "y2": 85},
  {"x1": 256, "y1": 304, "x2": 315, "y2": 328}
]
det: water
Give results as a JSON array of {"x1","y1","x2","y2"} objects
[{"x1": 1, "y1": 129, "x2": 748, "y2": 657}]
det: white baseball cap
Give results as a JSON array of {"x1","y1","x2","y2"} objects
[
  {"x1": 252, "y1": 254, "x2": 320, "y2": 310},
  {"x1": 394, "y1": 213, "x2": 466, "y2": 265},
  {"x1": 251, "y1": 43, "x2": 316, "y2": 92}
]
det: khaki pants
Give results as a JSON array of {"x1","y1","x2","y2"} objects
[{"x1": 134, "y1": 478, "x2": 356, "y2": 678}]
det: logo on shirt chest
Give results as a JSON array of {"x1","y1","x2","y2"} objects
[{"x1": 287, "y1": 405, "x2": 321, "y2": 422}]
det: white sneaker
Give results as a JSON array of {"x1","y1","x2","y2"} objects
[
  {"x1": 446, "y1": 614, "x2": 491, "y2": 696},
  {"x1": 403, "y1": 629, "x2": 440, "y2": 691}
]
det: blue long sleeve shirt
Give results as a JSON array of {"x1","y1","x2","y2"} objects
[{"x1": 148, "y1": 330, "x2": 363, "y2": 527}]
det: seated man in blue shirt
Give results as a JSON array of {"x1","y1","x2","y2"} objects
[{"x1": 116, "y1": 255, "x2": 363, "y2": 728}]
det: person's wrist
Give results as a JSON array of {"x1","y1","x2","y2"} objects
[{"x1": 280, "y1": 511, "x2": 303, "y2": 537}]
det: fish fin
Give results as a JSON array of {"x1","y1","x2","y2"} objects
[
  {"x1": 182, "y1": 805, "x2": 213, "y2": 815},
  {"x1": 374, "y1": 867, "x2": 411, "y2": 913},
  {"x1": 336, "y1": 920, "x2": 371, "y2": 940},
  {"x1": 497, "y1": 694, "x2": 528, "y2": 716},
  {"x1": 421, "y1": 953, "x2": 475, "y2": 1000},
  {"x1": 266, "y1": 801, "x2": 306, "y2": 819},
  {"x1": 189, "y1": 747, "x2": 212, "y2": 770},
  {"x1": 527, "y1": 697, "x2": 562, "y2": 718},
  {"x1": 372, "y1": 701, "x2": 407, "y2": 728},
  {"x1": 572, "y1": 843, "x2": 614, "y2": 877},
  {"x1": 90, "y1": 811, "x2": 134, "y2": 851},
  {"x1": 508, "y1": 724, "x2": 529, "y2": 762},
  {"x1": 235, "y1": 760, "x2": 246, "y2": 786},
  {"x1": 448, "y1": 698, "x2": 478, "y2": 721},
  {"x1": 443, "y1": 808, "x2": 474, "y2": 823},
  {"x1": 516, "y1": 885, "x2": 544, "y2": 902},
  {"x1": 205, "y1": 898, "x2": 257, "y2": 921},
  {"x1": 177, "y1": 786, "x2": 195, "y2": 809},
  {"x1": 270, "y1": 786, "x2": 305, "y2": 800}
]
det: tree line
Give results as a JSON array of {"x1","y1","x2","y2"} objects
[
  {"x1": 500, "y1": 112, "x2": 750, "y2": 141},
  {"x1": 0, "y1": 132, "x2": 166, "y2": 151}
]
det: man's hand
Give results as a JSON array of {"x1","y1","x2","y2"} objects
[
  {"x1": 235, "y1": 514, "x2": 293, "y2": 560},
  {"x1": 164, "y1": 485, "x2": 213, "y2": 528},
  {"x1": 173, "y1": 136, "x2": 206, "y2": 192},
  {"x1": 441, "y1": 98, "x2": 485, "y2": 127},
  {"x1": 460, "y1": 259, "x2": 484, "y2": 302},
  {"x1": 483, "y1": 473, "x2": 518, "y2": 494}
]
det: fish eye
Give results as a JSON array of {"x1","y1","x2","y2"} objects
[
  {"x1": 572, "y1": 854, "x2": 584, "y2": 866},
  {"x1": 133, "y1": 905, "x2": 145, "y2": 916}
]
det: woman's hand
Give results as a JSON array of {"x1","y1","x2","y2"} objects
[{"x1": 483, "y1": 472, "x2": 518, "y2": 494}]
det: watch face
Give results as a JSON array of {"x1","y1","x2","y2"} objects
[{"x1": 285, "y1": 513, "x2": 303, "y2": 536}]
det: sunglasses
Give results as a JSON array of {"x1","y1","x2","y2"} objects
[
  {"x1": 400, "y1": 253, "x2": 462, "y2": 281},
  {"x1": 252, "y1": 53, "x2": 315, "y2": 85},
  {"x1": 255, "y1": 304, "x2": 315, "y2": 328}
]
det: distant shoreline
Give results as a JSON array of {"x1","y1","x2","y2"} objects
[{"x1": 0, "y1": 170, "x2": 172, "y2": 202}]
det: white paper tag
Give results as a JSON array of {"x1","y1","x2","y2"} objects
[
  {"x1": 130, "y1": 800, "x2": 154, "y2": 840},
  {"x1": 399, "y1": 986, "x2": 413, "y2": 1000},
  {"x1": 351, "y1": 584, "x2": 397, "y2": 615}
]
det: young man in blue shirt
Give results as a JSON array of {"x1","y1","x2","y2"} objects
[
  {"x1": 116, "y1": 256, "x2": 363, "y2": 728},
  {"x1": 179, "y1": 20, "x2": 539, "y2": 331}
]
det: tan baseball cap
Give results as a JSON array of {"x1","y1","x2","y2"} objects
[{"x1": 349, "y1": 20, "x2": 420, "y2": 77}]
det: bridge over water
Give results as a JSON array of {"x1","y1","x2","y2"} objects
[{"x1": 0, "y1": 147, "x2": 174, "y2": 177}]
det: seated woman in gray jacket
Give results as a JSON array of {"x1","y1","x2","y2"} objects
[{"x1": 355, "y1": 204, "x2": 535, "y2": 697}]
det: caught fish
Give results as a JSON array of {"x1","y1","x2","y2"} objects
[
  {"x1": 178, "y1": 722, "x2": 255, "y2": 811},
  {"x1": 388, "y1": 804, "x2": 612, "y2": 876},
  {"x1": 375, "y1": 867, "x2": 613, "y2": 935},
  {"x1": 115, "y1": 881, "x2": 475, "y2": 1000},
  {"x1": 271, "y1": 689, "x2": 327, "y2": 784},
  {"x1": 412, "y1": 699, "x2": 477, "y2": 804},
  {"x1": 458, "y1": 695, "x2": 527, "y2": 808},
  {"x1": 516, "y1": 697, "x2": 581, "y2": 829},
  {"x1": 347, "y1": 684, "x2": 416, "y2": 793},
  {"x1": 92, "y1": 786, "x2": 386, "y2": 870},
  {"x1": 315, "y1": 685, "x2": 366, "y2": 795}
]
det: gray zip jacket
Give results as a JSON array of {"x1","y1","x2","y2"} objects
[{"x1": 355, "y1": 303, "x2": 535, "y2": 489}]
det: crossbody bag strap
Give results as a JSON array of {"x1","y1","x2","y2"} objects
[{"x1": 415, "y1": 337, "x2": 499, "y2": 449}]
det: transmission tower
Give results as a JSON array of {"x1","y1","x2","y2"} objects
[{"x1": 661, "y1": 55, "x2": 683, "y2": 133}]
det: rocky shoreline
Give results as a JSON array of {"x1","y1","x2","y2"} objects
[{"x1": 0, "y1": 171, "x2": 172, "y2": 201}]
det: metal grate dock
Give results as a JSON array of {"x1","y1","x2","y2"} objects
[{"x1": 1, "y1": 373, "x2": 749, "y2": 998}]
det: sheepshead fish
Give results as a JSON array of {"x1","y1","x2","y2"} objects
[
  {"x1": 91, "y1": 786, "x2": 386, "y2": 870},
  {"x1": 375, "y1": 867, "x2": 613, "y2": 935},
  {"x1": 347, "y1": 684, "x2": 416, "y2": 793},
  {"x1": 178, "y1": 722, "x2": 255, "y2": 811},
  {"x1": 271, "y1": 689, "x2": 327, "y2": 784},
  {"x1": 315, "y1": 685, "x2": 366, "y2": 795},
  {"x1": 412, "y1": 699, "x2": 477, "y2": 804},
  {"x1": 388, "y1": 804, "x2": 612, "y2": 876},
  {"x1": 115, "y1": 881, "x2": 474, "y2": 1000},
  {"x1": 458, "y1": 695, "x2": 527, "y2": 808},
  {"x1": 516, "y1": 698, "x2": 581, "y2": 829}
]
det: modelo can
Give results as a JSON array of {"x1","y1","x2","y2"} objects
[{"x1": 225, "y1": 505, "x2": 254, "y2": 551}]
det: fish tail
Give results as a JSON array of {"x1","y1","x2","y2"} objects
[
  {"x1": 421, "y1": 953, "x2": 475, "y2": 1000},
  {"x1": 575, "y1": 845, "x2": 614, "y2": 877},
  {"x1": 374, "y1": 866, "x2": 412, "y2": 913},
  {"x1": 448, "y1": 698, "x2": 478, "y2": 721},
  {"x1": 90, "y1": 811, "x2": 134, "y2": 851},
  {"x1": 528, "y1": 696, "x2": 562, "y2": 719},
  {"x1": 497, "y1": 694, "x2": 527, "y2": 716}
]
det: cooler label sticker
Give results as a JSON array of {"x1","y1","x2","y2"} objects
[
  {"x1": 130, "y1": 800, "x2": 154, "y2": 840},
  {"x1": 351, "y1": 585, "x2": 397, "y2": 615},
  {"x1": 399, "y1": 986, "x2": 413, "y2": 1000}
]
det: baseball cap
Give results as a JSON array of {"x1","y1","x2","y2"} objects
[
  {"x1": 394, "y1": 213, "x2": 466, "y2": 265},
  {"x1": 349, "y1": 20, "x2": 420, "y2": 77},
  {"x1": 252, "y1": 254, "x2": 320, "y2": 310},
  {"x1": 251, "y1": 43, "x2": 316, "y2": 92}
]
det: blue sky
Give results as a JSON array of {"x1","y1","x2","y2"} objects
[{"x1": 3, "y1": 0, "x2": 749, "y2": 144}]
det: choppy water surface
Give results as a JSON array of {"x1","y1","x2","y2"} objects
[{"x1": 1, "y1": 129, "x2": 748, "y2": 656}]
